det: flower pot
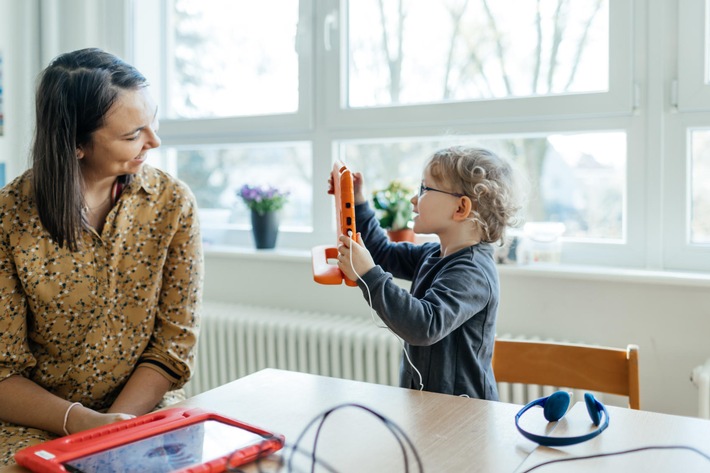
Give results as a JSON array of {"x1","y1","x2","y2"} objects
[
  {"x1": 387, "y1": 228, "x2": 415, "y2": 242},
  {"x1": 250, "y1": 210, "x2": 280, "y2": 249}
]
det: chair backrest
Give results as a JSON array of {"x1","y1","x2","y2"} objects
[{"x1": 492, "y1": 339, "x2": 640, "y2": 409}]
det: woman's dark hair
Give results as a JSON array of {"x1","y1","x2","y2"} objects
[{"x1": 31, "y1": 48, "x2": 148, "y2": 251}]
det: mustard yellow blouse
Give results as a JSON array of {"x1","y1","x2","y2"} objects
[{"x1": 0, "y1": 164, "x2": 203, "y2": 411}]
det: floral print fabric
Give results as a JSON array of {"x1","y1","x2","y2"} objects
[{"x1": 0, "y1": 164, "x2": 203, "y2": 464}]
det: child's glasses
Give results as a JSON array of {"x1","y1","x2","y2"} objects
[{"x1": 419, "y1": 183, "x2": 465, "y2": 198}]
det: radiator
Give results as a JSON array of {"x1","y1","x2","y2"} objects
[
  {"x1": 185, "y1": 303, "x2": 592, "y2": 406},
  {"x1": 184, "y1": 302, "x2": 403, "y2": 397},
  {"x1": 691, "y1": 359, "x2": 710, "y2": 419}
]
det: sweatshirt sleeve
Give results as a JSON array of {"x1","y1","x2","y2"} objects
[
  {"x1": 355, "y1": 202, "x2": 425, "y2": 281},
  {"x1": 359, "y1": 249, "x2": 493, "y2": 346}
]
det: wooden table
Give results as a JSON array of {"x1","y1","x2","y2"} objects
[
  {"x1": 176, "y1": 368, "x2": 537, "y2": 472},
  {"x1": 3, "y1": 368, "x2": 710, "y2": 472}
]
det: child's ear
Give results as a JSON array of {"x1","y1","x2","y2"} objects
[{"x1": 453, "y1": 196, "x2": 473, "y2": 221}]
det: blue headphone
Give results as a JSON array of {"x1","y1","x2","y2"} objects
[{"x1": 515, "y1": 391, "x2": 610, "y2": 447}]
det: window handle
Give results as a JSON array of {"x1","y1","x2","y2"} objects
[{"x1": 324, "y1": 11, "x2": 338, "y2": 51}]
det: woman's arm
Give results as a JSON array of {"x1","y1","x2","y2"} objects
[
  {"x1": 0, "y1": 191, "x2": 132, "y2": 435},
  {"x1": 136, "y1": 182, "x2": 204, "y2": 389},
  {"x1": 0, "y1": 375, "x2": 133, "y2": 435},
  {"x1": 107, "y1": 366, "x2": 172, "y2": 416}
]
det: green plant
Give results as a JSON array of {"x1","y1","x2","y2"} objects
[{"x1": 372, "y1": 180, "x2": 414, "y2": 231}]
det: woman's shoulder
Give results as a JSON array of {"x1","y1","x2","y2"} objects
[
  {"x1": 0, "y1": 171, "x2": 34, "y2": 233},
  {"x1": 134, "y1": 164, "x2": 196, "y2": 200},
  {"x1": 0, "y1": 170, "x2": 33, "y2": 207}
]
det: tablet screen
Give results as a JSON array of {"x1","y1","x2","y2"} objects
[{"x1": 63, "y1": 419, "x2": 268, "y2": 473}]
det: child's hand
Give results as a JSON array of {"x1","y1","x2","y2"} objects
[
  {"x1": 337, "y1": 233, "x2": 375, "y2": 281},
  {"x1": 352, "y1": 172, "x2": 367, "y2": 205},
  {"x1": 327, "y1": 171, "x2": 367, "y2": 205},
  {"x1": 327, "y1": 174, "x2": 335, "y2": 195}
]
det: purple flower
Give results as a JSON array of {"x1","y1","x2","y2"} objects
[{"x1": 238, "y1": 184, "x2": 290, "y2": 214}]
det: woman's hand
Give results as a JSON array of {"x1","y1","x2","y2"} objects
[
  {"x1": 0, "y1": 375, "x2": 137, "y2": 436},
  {"x1": 337, "y1": 233, "x2": 375, "y2": 281},
  {"x1": 65, "y1": 405, "x2": 135, "y2": 435}
]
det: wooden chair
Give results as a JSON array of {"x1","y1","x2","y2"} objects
[{"x1": 492, "y1": 338, "x2": 640, "y2": 409}]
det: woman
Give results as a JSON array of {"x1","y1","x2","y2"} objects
[{"x1": 0, "y1": 48, "x2": 203, "y2": 464}]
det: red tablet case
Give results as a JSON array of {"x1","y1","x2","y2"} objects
[
  {"x1": 312, "y1": 160, "x2": 359, "y2": 286},
  {"x1": 14, "y1": 407, "x2": 284, "y2": 473}
]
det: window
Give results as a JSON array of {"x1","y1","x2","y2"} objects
[
  {"x1": 339, "y1": 131, "x2": 626, "y2": 241},
  {"x1": 132, "y1": 0, "x2": 315, "y2": 249},
  {"x1": 163, "y1": 0, "x2": 299, "y2": 119},
  {"x1": 158, "y1": 142, "x2": 313, "y2": 247},
  {"x1": 668, "y1": 0, "x2": 710, "y2": 270},
  {"x1": 346, "y1": 1, "x2": 609, "y2": 107},
  {"x1": 691, "y1": 130, "x2": 710, "y2": 245},
  {"x1": 122, "y1": 0, "x2": 709, "y2": 271},
  {"x1": 324, "y1": 0, "x2": 631, "y2": 128},
  {"x1": 678, "y1": 0, "x2": 710, "y2": 109},
  {"x1": 133, "y1": 0, "x2": 312, "y2": 138}
]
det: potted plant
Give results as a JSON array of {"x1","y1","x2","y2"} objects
[
  {"x1": 372, "y1": 180, "x2": 415, "y2": 242},
  {"x1": 238, "y1": 184, "x2": 290, "y2": 249}
]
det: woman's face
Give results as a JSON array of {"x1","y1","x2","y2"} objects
[{"x1": 78, "y1": 87, "x2": 160, "y2": 182}]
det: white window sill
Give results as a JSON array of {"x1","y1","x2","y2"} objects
[
  {"x1": 203, "y1": 246, "x2": 710, "y2": 288},
  {"x1": 496, "y1": 263, "x2": 710, "y2": 288}
]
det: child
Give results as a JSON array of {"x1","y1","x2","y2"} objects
[{"x1": 336, "y1": 146, "x2": 523, "y2": 399}]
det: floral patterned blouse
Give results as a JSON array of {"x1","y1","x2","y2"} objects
[{"x1": 0, "y1": 164, "x2": 203, "y2": 462}]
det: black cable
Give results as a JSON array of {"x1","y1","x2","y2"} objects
[
  {"x1": 311, "y1": 409, "x2": 336, "y2": 472},
  {"x1": 285, "y1": 402, "x2": 424, "y2": 473},
  {"x1": 381, "y1": 415, "x2": 423, "y2": 473},
  {"x1": 519, "y1": 445, "x2": 710, "y2": 473},
  {"x1": 308, "y1": 404, "x2": 412, "y2": 472}
]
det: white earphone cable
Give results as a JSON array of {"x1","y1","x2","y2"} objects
[{"x1": 347, "y1": 232, "x2": 424, "y2": 391}]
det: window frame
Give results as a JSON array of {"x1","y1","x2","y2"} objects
[
  {"x1": 677, "y1": 0, "x2": 710, "y2": 110},
  {"x1": 322, "y1": 0, "x2": 636, "y2": 129},
  {"x1": 319, "y1": 0, "x2": 643, "y2": 268},
  {"x1": 668, "y1": 0, "x2": 710, "y2": 270},
  {"x1": 663, "y1": 116, "x2": 710, "y2": 272},
  {"x1": 130, "y1": 0, "x2": 316, "y2": 143},
  {"x1": 101, "y1": 0, "x2": 710, "y2": 272}
]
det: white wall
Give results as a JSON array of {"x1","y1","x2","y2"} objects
[
  {"x1": 0, "y1": 0, "x2": 40, "y2": 180},
  {"x1": 37, "y1": 0, "x2": 129, "y2": 65},
  {"x1": 0, "y1": 0, "x2": 126, "y2": 184},
  {"x1": 203, "y1": 250, "x2": 710, "y2": 418}
]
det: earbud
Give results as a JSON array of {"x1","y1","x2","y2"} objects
[{"x1": 515, "y1": 391, "x2": 609, "y2": 447}]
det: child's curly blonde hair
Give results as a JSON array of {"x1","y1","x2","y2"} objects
[{"x1": 426, "y1": 146, "x2": 524, "y2": 243}]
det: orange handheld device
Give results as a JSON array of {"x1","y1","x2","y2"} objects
[
  {"x1": 312, "y1": 160, "x2": 359, "y2": 287},
  {"x1": 14, "y1": 407, "x2": 284, "y2": 473}
]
